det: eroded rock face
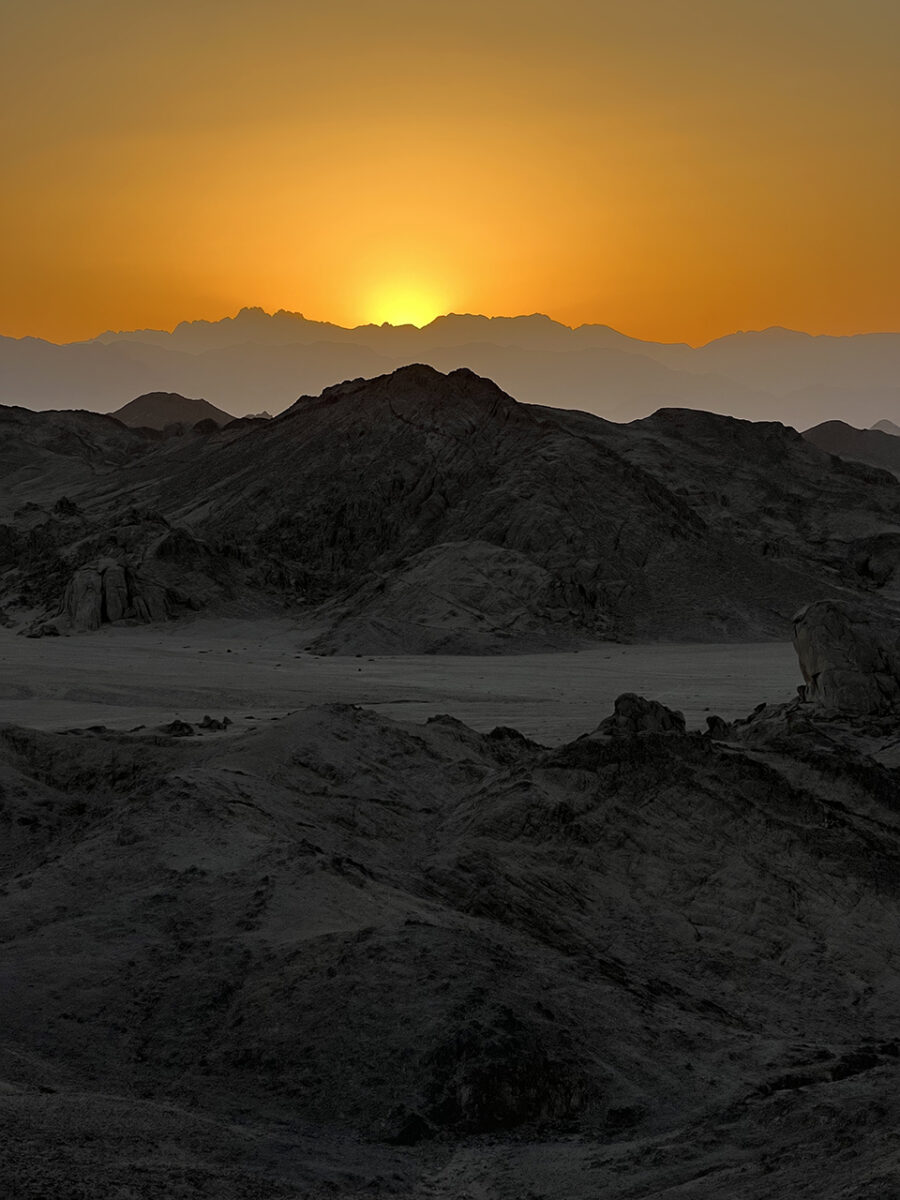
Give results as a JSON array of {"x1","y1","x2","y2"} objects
[
  {"x1": 102, "y1": 561, "x2": 129, "y2": 623},
  {"x1": 65, "y1": 566, "x2": 104, "y2": 631},
  {"x1": 792, "y1": 600, "x2": 900, "y2": 714},
  {"x1": 63, "y1": 558, "x2": 171, "y2": 630},
  {"x1": 594, "y1": 692, "x2": 686, "y2": 736}
]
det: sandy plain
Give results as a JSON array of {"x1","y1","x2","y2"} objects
[{"x1": 0, "y1": 618, "x2": 799, "y2": 740}]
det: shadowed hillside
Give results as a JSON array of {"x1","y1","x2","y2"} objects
[
  {"x1": 3, "y1": 365, "x2": 900, "y2": 646},
  {"x1": 803, "y1": 419, "x2": 900, "y2": 477}
]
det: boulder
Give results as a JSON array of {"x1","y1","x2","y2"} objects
[
  {"x1": 159, "y1": 720, "x2": 195, "y2": 737},
  {"x1": 792, "y1": 600, "x2": 900, "y2": 714},
  {"x1": 594, "y1": 693, "x2": 686, "y2": 736}
]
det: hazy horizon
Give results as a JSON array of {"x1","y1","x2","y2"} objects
[
  {"x1": 5, "y1": 2, "x2": 899, "y2": 344},
  {"x1": 7, "y1": 305, "x2": 900, "y2": 350},
  {"x1": 5, "y1": 304, "x2": 900, "y2": 431}
]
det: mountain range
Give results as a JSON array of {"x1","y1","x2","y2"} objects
[
  {"x1": 3, "y1": 308, "x2": 900, "y2": 428},
  {"x1": 3, "y1": 364, "x2": 900, "y2": 649}
]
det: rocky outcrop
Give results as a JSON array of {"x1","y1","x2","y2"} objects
[
  {"x1": 63, "y1": 557, "x2": 170, "y2": 630},
  {"x1": 593, "y1": 692, "x2": 686, "y2": 736},
  {"x1": 50, "y1": 519, "x2": 227, "y2": 633},
  {"x1": 102, "y1": 561, "x2": 129, "y2": 622},
  {"x1": 65, "y1": 565, "x2": 106, "y2": 631},
  {"x1": 792, "y1": 599, "x2": 900, "y2": 714}
]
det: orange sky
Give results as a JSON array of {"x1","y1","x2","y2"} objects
[{"x1": 3, "y1": 1, "x2": 899, "y2": 344}]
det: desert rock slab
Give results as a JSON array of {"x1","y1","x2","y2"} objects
[{"x1": 792, "y1": 599, "x2": 900, "y2": 714}]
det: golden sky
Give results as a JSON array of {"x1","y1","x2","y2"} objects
[{"x1": 3, "y1": 1, "x2": 899, "y2": 343}]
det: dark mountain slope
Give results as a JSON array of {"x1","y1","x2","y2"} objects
[
  {"x1": 596, "y1": 408, "x2": 900, "y2": 593},
  {"x1": 803, "y1": 419, "x2": 900, "y2": 477},
  {"x1": 5, "y1": 366, "x2": 900, "y2": 645},
  {"x1": 141, "y1": 365, "x2": 856, "y2": 641},
  {"x1": 0, "y1": 404, "x2": 152, "y2": 515}
]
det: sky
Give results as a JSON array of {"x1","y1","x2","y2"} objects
[{"x1": 2, "y1": 0, "x2": 899, "y2": 344}]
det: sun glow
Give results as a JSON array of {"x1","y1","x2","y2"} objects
[{"x1": 365, "y1": 282, "x2": 448, "y2": 329}]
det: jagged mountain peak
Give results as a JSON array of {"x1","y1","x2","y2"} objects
[{"x1": 285, "y1": 363, "x2": 519, "y2": 427}]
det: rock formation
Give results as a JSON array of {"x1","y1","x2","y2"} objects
[
  {"x1": 793, "y1": 599, "x2": 900, "y2": 714},
  {"x1": 63, "y1": 558, "x2": 170, "y2": 630},
  {"x1": 592, "y1": 691, "x2": 686, "y2": 736}
]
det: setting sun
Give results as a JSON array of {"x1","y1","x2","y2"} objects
[{"x1": 363, "y1": 282, "x2": 450, "y2": 329}]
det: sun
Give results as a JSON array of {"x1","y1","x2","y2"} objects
[{"x1": 364, "y1": 282, "x2": 447, "y2": 329}]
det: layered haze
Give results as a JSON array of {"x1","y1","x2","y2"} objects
[{"x1": 3, "y1": 308, "x2": 900, "y2": 428}]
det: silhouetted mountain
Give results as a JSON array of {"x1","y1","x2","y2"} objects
[
  {"x1": 872, "y1": 418, "x2": 900, "y2": 436},
  {"x1": 4, "y1": 366, "x2": 900, "y2": 645},
  {"x1": 4, "y1": 310, "x2": 900, "y2": 427},
  {"x1": 112, "y1": 391, "x2": 234, "y2": 430},
  {"x1": 803, "y1": 420, "x2": 900, "y2": 477}
]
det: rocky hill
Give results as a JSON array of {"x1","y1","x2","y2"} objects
[
  {"x1": 0, "y1": 404, "x2": 151, "y2": 516},
  {"x1": 803, "y1": 419, "x2": 900, "y2": 477},
  {"x1": 4, "y1": 366, "x2": 900, "y2": 646},
  {"x1": 112, "y1": 391, "x2": 234, "y2": 430},
  {"x1": 4, "y1": 640, "x2": 900, "y2": 1196}
]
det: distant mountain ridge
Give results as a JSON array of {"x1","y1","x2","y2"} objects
[
  {"x1": 112, "y1": 391, "x2": 234, "y2": 430},
  {"x1": 2, "y1": 309, "x2": 900, "y2": 428}
]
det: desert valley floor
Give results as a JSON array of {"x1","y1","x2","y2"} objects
[{"x1": 0, "y1": 620, "x2": 799, "y2": 742}]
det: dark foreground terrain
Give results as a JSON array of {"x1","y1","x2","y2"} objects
[{"x1": 3, "y1": 637, "x2": 900, "y2": 1196}]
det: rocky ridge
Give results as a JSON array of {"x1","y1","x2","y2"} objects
[{"x1": 4, "y1": 366, "x2": 900, "y2": 647}]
